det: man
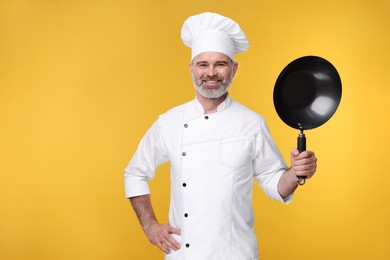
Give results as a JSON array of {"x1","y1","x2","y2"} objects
[{"x1": 125, "y1": 12, "x2": 317, "y2": 260}]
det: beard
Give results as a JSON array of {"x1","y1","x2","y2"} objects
[{"x1": 191, "y1": 69, "x2": 234, "y2": 99}]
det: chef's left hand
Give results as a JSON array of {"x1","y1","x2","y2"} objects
[{"x1": 290, "y1": 148, "x2": 317, "y2": 180}]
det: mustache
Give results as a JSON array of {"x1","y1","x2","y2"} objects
[{"x1": 200, "y1": 76, "x2": 223, "y2": 81}]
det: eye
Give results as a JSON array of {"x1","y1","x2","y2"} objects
[
  {"x1": 198, "y1": 63, "x2": 208, "y2": 69},
  {"x1": 216, "y1": 63, "x2": 227, "y2": 68}
]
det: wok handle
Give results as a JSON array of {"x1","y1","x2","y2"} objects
[
  {"x1": 297, "y1": 132, "x2": 306, "y2": 152},
  {"x1": 297, "y1": 131, "x2": 306, "y2": 185}
]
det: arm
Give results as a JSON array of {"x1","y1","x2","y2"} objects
[
  {"x1": 278, "y1": 148, "x2": 317, "y2": 198},
  {"x1": 129, "y1": 195, "x2": 181, "y2": 254}
]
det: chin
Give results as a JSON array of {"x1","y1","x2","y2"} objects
[{"x1": 198, "y1": 88, "x2": 227, "y2": 99}]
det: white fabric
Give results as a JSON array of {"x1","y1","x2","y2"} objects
[
  {"x1": 124, "y1": 95, "x2": 292, "y2": 260},
  {"x1": 181, "y1": 12, "x2": 249, "y2": 61}
]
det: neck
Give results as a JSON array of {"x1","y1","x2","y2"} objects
[{"x1": 196, "y1": 92, "x2": 228, "y2": 114}]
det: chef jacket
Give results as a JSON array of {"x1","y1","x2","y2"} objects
[{"x1": 124, "y1": 94, "x2": 292, "y2": 260}]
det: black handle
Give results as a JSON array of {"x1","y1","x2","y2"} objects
[
  {"x1": 297, "y1": 131, "x2": 306, "y2": 185},
  {"x1": 298, "y1": 132, "x2": 306, "y2": 153}
]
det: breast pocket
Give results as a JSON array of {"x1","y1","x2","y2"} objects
[{"x1": 219, "y1": 137, "x2": 251, "y2": 169}]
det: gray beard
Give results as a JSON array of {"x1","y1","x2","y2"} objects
[{"x1": 191, "y1": 72, "x2": 233, "y2": 99}]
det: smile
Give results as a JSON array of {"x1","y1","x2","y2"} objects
[{"x1": 202, "y1": 80, "x2": 222, "y2": 88}]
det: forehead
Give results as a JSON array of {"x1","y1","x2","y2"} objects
[{"x1": 192, "y1": 52, "x2": 231, "y2": 63}]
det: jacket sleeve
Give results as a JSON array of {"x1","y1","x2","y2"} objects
[
  {"x1": 124, "y1": 117, "x2": 169, "y2": 198},
  {"x1": 253, "y1": 118, "x2": 293, "y2": 204}
]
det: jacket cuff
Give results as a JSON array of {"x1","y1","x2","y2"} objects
[
  {"x1": 265, "y1": 169, "x2": 294, "y2": 204},
  {"x1": 124, "y1": 173, "x2": 150, "y2": 198}
]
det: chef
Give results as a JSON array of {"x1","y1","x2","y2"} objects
[{"x1": 124, "y1": 12, "x2": 317, "y2": 260}]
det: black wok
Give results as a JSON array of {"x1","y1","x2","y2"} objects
[{"x1": 273, "y1": 56, "x2": 342, "y2": 185}]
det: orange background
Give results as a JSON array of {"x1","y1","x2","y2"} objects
[{"x1": 1, "y1": 0, "x2": 389, "y2": 259}]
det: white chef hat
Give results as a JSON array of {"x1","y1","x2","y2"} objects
[{"x1": 181, "y1": 12, "x2": 249, "y2": 61}]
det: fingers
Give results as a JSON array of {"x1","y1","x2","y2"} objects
[
  {"x1": 157, "y1": 237, "x2": 178, "y2": 254},
  {"x1": 291, "y1": 149, "x2": 314, "y2": 159},
  {"x1": 291, "y1": 150, "x2": 317, "y2": 179},
  {"x1": 145, "y1": 223, "x2": 181, "y2": 254},
  {"x1": 163, "y1": 227, "x2": 181, "y2": 251},
  {"x1": 156, "y1": 241, "x2": 171, "y2": 254},
  {"x1": 169, "y1": 226, "x2": 181, "y2": 235},
  {"x1": 291, "y1": 148, "x2": 300, "y2": 157},
  {"x1": 161, "y1": 234, "x2": 181, "y2": 252},
  {"x1": 293, "y1": 163, "x2": 317, "y2": 178},
  {"x1": 296, "y1": 150, "x2": 315, "y2": 159}
]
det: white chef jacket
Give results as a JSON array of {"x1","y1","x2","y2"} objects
[{"x1": 124, "y1": 94, "x2": 292, "y2": 260}]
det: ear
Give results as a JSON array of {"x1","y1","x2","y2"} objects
[{"x1": 232, "y1": 62, "x2": 239, "y2": 77}]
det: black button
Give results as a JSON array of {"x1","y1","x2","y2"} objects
[
  {"x1": 182, "y1": 152, "x2": 186, "y2": 156},
  {"x1": 204, "y1": 116, "x2": 209, "y2": 120},
  {"x1": 186, "y1": 243, "x2": 190, "y2": 248},
  {"x1": 184, "y1": 213, "x2": 188, "y2": 217},
  {"x1": 184, "y1": 123, "x2": 188, "y2": 128},
  {"x1": 182, "y1": 183, "x2": 187, "y2": 187}
]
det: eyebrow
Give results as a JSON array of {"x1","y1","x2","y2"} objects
[{"x1": 195, "y1": 60, "x2": 229, "y2": 65}]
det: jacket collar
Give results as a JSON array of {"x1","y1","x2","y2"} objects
[{"x1": 194, "y1": 93, "x2": 232, "y2": 115}]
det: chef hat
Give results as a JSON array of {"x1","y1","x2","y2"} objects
[{"x1": 181, "y1": 12, "x2": 249, "y2": 61}]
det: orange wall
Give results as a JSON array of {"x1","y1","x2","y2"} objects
[{"x1": 0, "y1": 0, "x2": 389, "y2": 259}]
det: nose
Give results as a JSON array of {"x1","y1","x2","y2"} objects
[{"x1": 206, "y1": 65, "x2": 217, "y2": 77}]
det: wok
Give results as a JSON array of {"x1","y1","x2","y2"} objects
[{"x1": 273, "y1": 56, "x2": 342, "y2": 185}]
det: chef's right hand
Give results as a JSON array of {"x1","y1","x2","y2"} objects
[{"x1": 144, "y1": 223, "x2": 181, "y2": 254}]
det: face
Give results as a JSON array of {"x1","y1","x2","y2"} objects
[{"x1": 190, "y1": 52, "x2": 238, "y2": 99}]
